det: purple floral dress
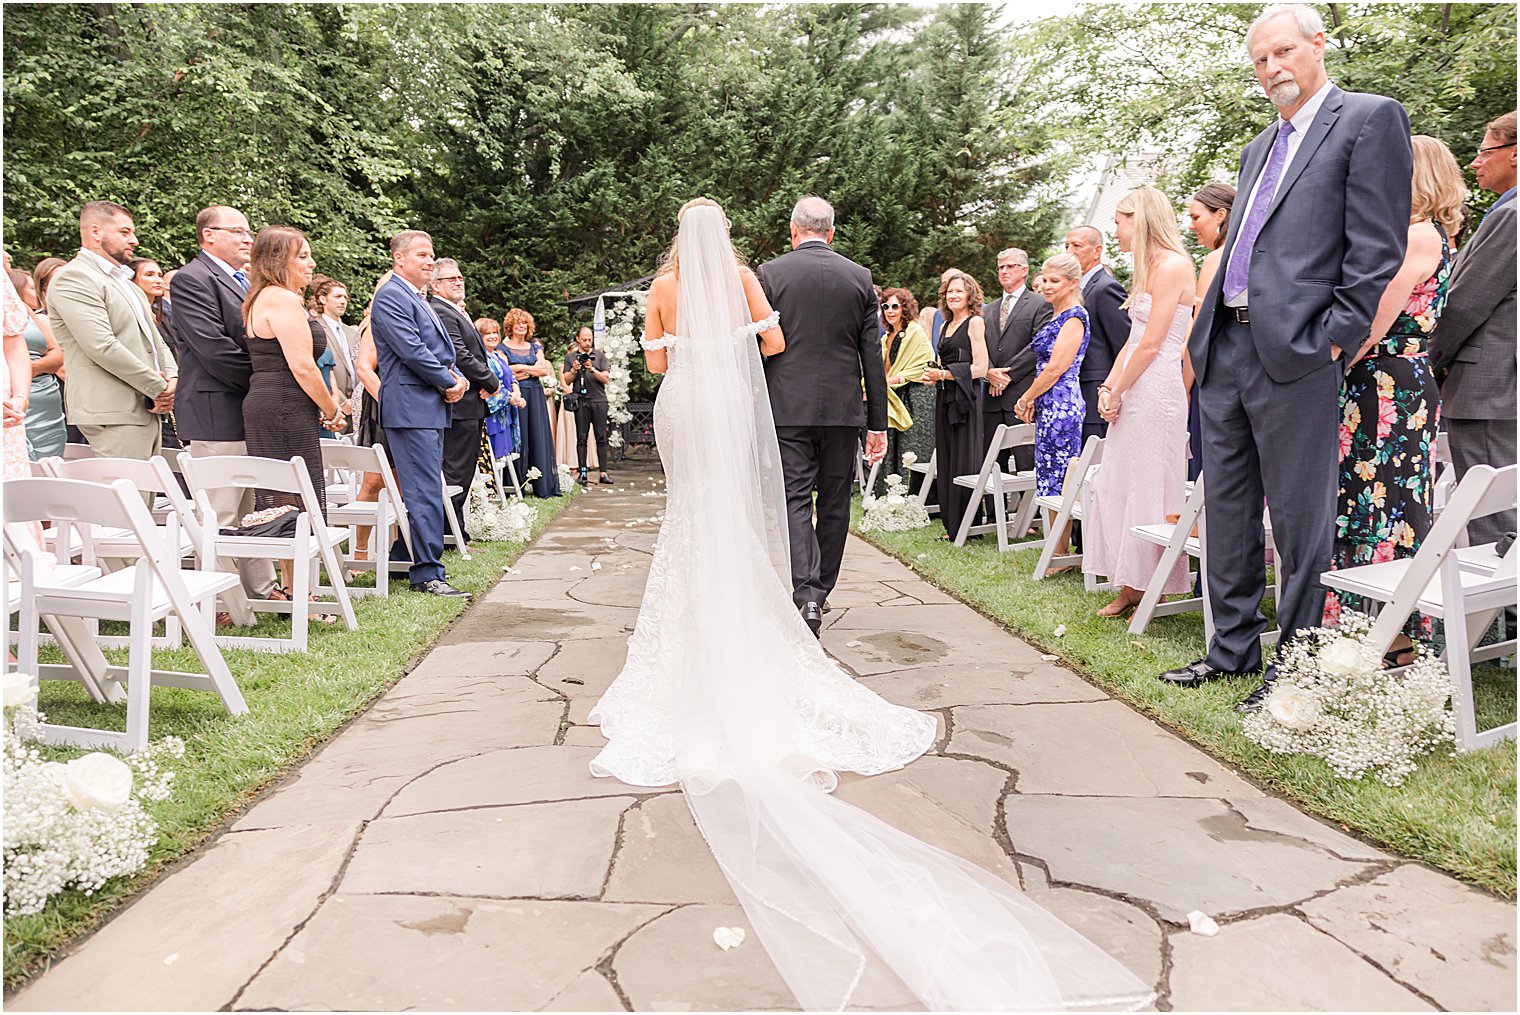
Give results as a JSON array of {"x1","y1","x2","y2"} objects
[
  {"x1": 1324, "y1": 225, "x2": 1451, "y2": 635},
  {"x1": 1031, "y1": 306, "x2": 1089, "y2": 496}
]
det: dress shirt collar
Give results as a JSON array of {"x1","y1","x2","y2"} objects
[
  {"x1": 1280, "y1": 78, "x2": 1334, "y2": 137},
  {"x1": 796, "y1": 238, "x2": 830, "y2": 249},
  {"x1": 1079, "y1": 264, "x2": 1104, "y2": 291},
  {"x1": 401, "y1": 276, "x2": 429, "y2": 299},
  {"x1": 80, "y1": 247, "x2": 133, "y2": 283},
  {"x1": 1002, "y1": 285, "x2": 1026, "y2": 303},
  {"x1": 202, "y1": 250, "x2": 244, "y2": 280},
  {"x1": 322, "y1": 314, "x2": 345, "y2": 333}
]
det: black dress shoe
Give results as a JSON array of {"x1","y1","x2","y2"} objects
[
  {"x1": 822, "y1": 601, "x2": 832, "y2": 614},
  {"x1": 1236, "y1": 682, "x2": 1274, "y2": 713},
  {"x1": 598, "y1": 473, "x2": 614, "y2": 485},
  {"x1": 800, "y1": 601, "x2": 823, "y2": 638},
  {"x1": 1157, "y1": 658, "x2": 1251, "y2": 687},
  {"x1": 411, "y1": 579, "x2": 472, "y2": 599}
]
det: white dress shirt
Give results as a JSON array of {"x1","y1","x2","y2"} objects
[
  {"x1": 80, "y1": 247, "x2": 160, "y2": 371},
  {"x1": 202, "y1": 250, "x2": 245, "y2": 285},
  {"x1": 1225, "y1": 78, "x2": 1335, "y2": 307},
  {"x1": 1079, "y1": 264, "x2": 1104, "y2": 292}
]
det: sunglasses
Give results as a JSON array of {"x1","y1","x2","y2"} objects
[{"x1": 882, "y1": 302, "x2": 902, "y2": 310}]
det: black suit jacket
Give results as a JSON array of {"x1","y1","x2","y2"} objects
[
  {"x1": 429, "y1": 296, "x2": 499, "y2": 422},
  {"x1": 1079, "y1": 268, "x2": 1131, "y2": 385},
  {"x1": 168, "y1": 251, "x2": 252, "y2": 442},
  {"x1": 1192, "y1": 86, "x2": 1412, "y2": 384},
  {"x1": 757, "y1": 241, "x2": 887, "y2": 431},
  {"x1": 980, "y1": 289, "x2": 1054, "y2": 411}
]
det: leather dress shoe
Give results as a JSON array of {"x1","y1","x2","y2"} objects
[
  {"x1": 411, "y1": 579, "x2": 473, "y2": 600},
  {"x1": 1157, "y1": 658, "x2": 1251, "y2": 687},
  {"x1": 822, "y1": 601, "x2": 832, "y2": 614},
  {"x1": 800, "y1": 602, "x2": 823, "y2": 638},
  {"x1": 1236, "y1": 682, "x2": 1275, "y2": 714}
]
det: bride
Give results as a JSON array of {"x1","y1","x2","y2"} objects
[{"x1": 588, "y1": 198, "x2": 1153, "y2": 1012}]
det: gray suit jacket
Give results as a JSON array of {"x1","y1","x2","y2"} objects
[
  {"x1": 1430, "y1": 201, "x2": 1516, "y2": 420},
  {"x1": 47, "y1": 251, "x2": 176, "y2": 427},
  {"x1": 1192, "y1": 86, "x2": 1413, "y2": 385},
  {"x1": 980, "y1": 289, "x2": 1053, "y2": 411}
]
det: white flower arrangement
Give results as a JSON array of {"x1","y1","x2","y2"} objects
[
  {"x1": 860, "y1": 471, "x2": 932, "y2": 532},
  {"x1": 1241, "y1": 611, "x2": 1456, "y2": 786},
  {"x1": 465, "y1": 474, "x2": 537, "y2": 543},
  {"x1": 556, "y1": 462, "x2": 575, "y2": 489},
  {"x1": 600, "y1": 292, "x2": 647, "y2": 449},
  {"x1": 2, "y1": 677, "x2": 184, "y2": 915},
  {"x1": 524, "y1": 466, "x2": 543, "y2": 482}
]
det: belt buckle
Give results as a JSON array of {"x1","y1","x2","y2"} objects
[{"x1": 1232, "y1": 306, "x2": 1250, "y2": 324}]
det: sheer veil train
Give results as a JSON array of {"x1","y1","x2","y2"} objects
[{"x1": 588, "y1": 202, "x2": 1154, "y2": 1011}]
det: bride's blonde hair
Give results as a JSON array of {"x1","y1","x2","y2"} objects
[{"x1": 657, "y1": 197, "x2": 747, "y2": 277}]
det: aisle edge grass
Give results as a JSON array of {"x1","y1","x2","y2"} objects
[{"x1": 2, "y1": 491, "x2": 574, "y2": 993}]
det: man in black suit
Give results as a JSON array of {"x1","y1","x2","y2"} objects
[
  {"x1": 758, "y1": 196, "x2": 888, "y2": 636},
  {"x1": 169, "y1": 204, "x2": 275, "y2": 599},
  {"x1": 981, "y1": 247, "x2": 1053, "y2": 473},
  {"x1": 1162, "y1": 3, "x2": 1413, "y2": 711},
  {"x1": 1064, "y1": 226, "x2": 1131, "y2": 445},
  {"x1": 428, "y1": 258, "x2": 500, "y2": 541}
]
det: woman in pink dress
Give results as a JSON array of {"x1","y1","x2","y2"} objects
[
  {"x1": 1082, "y1": 187, "x2": 1197, "y2": 617},
  {"x1": 3, "y1": 271, "x2": 33, "y2": 482}
]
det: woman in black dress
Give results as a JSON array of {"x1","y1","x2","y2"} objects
[
  {"x1": 243, "y1": 225, "x2": 347, "y2": 594},
  {"x1": 918, "y1": 270, "x2": 989, "y2": 539},
  {"x1": 501, "y1": 307, "x2": 562, "y2": 498}
]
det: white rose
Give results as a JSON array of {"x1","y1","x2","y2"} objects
[
  {"x1": 1319, "y1": 637, "x2": 1367, "y2": 677},
  {"x1": 2, "y1": 671, "x2": 37, "y2": 708},
  {"x1": 61, "y1": 753, "x2": 134, "y2": 811},
  {"x1": 901, "y1": 452, "x2": 918, "y2": 467},
  {"x1": 1265, "y1": 684, "x2": 1321, "y2": 731},
  {"x1": 886, "y1": 494, "x2": 906, "y2": 507}
]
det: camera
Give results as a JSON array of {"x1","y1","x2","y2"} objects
[{"x1": 578, "y1": 351, "x2": 594, "y2": 366}]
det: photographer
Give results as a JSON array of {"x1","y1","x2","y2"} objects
[{"x1": 561, "y1": 325, "x2": 613, "y2": 485}]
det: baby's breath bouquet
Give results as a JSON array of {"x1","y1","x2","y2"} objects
[
  {"x1": 861, "y1": 456, "x2": 931, "y2": 533},
  {"x1": 466, "y1": 473, "x2": 537, "y2": 542},
  {"x1": 1242, "y1": 612, "x2": 1455, "y2": 786},
  {"x1": 2, "y1": 674, "x2": 184, "y2": 915}
]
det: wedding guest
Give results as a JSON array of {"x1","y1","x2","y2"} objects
[
  {"x1": 9, "y1": 269, "x2": 66, "y2": 459},
  {"x1": 47, "y1": 201, "x2": 177, "y2": 460},
  {"x1": 371, "y1": 230, "x2": 471, "y2": 598},
  {"x1": 160, "y1": 267, "x2": 179, "y2": 342},
  {"x1": 981, "y1": 248, "x2": 1053, "y2": 474},
  {"x1": 130, "y1": 257, "x2": 167, "y2": 327},
  {"x1": 1015, "y1": 253, "x2": 1090, "y2": 570},
  {"x1": 33, "y1": 257, "x2": 67, "y2": 306},
  {"x1": 1183, "y1": 183, "x2": 1236, "y2": 480},
  {"x1": 561, "y1": 324, "x2": 613, "y2": 487},
  {"x1": 919, "y1": 270, "x2": 987, "y2": 540},
  {"x1": 1065, "y1": 225, "x2": 1131, "y2": 444},
  {"x1": 1431, "y1": 110, "x2": 1518, "y2": 547},
  {"x1": 502, "y1": 307, "x2": 561, "y2": 498},
  {"x1": 877, "y1": 286, "x2": 933, "y2": 493},
  {"x1": 1325, "y1": 134, "x2": 1464, "y2": 662},
  {"x1": 3, "y1": 275, "x2": 32, "y2": 486},
  {"x1": 311, "y1": 275, "x2": 357, "y2": 428},
  {"x1": 350, "y1": 272, "x2": 395, "y2": 562},
  {"x1": 1163, "y1": 3, "x2": 1413, "y2": 712},
  {"x1": 916, "y1": 267, "x2": 960, "y2": 355},
  {"x1": 477, "y1": 316, "x2": 526, "y2": 480},
  {"x1": 170, "y1": 204, "x2": 276, "y2": 599},
  {"x1": 429, "y1": 258, "x2": 501, "y2": 533},
  {"x1": 1082, "y1": 188, "x2": 1197, "y2": 616}
]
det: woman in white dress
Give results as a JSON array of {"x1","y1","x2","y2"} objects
[
  {"x1": 588, "y1": 197, "x2": 1153, "y2": 1011},
  {"x1": 1082, "y1": 187, "x2": 1198, "y2": 618}
]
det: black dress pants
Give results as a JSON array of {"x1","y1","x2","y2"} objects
[
  {"x1": 443, "y1": 417, "x2": 484, "y2": 538},
  {"x1": 575, "y1": 400, "x2": 611, "y2": 472},
  {"x1": 775, "y1": 425, "x2": 857, "y2": 609}
]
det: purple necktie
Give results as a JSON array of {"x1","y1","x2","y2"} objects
[{"x1": 1223, "y1": 120, "x2": 1295, "y2": 302}]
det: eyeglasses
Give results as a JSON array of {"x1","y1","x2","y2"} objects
[
  {"x1": 207, "y1": 226, "x2": 252, "y2": 237},
  {"x1": 1474, "y1": 142, "x2": 1516, "y2": 160},
  {"x1": 882, "y1": 302, "x2": 902, "y2": 310},
  {"x1": 433, "y1": 275, "x2": 464, "y2": 284}
]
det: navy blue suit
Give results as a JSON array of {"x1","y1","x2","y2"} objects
[
  {"x1": 169, "y1": 251, "x2": 252, "y2": 442},
  {"x1": 1191, "y1": 85, "x2": 1412, "y2": 674},
  {"x1": 370, "y1": 275, "x2": 458, "y2": 584}
]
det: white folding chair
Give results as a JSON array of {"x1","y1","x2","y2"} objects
[
  {"x1": 441, "y1": 475, "x2": 472, "y2": 561},
  {"x1": 1033, "y1": 435, "x2": 1104, "y2": 579},
  {"x1": 4, "y1": 523, "x2": 108, "y2": 697},
  {"x1": 1321, "y1": 463, "x2": 1517, "y2": 751},
  {"x1": 910, "y1": 449, "x2": 938, "y2": 516},
  {"x1": 179, "y1": 453, "x2": 358, "y2": 652},
  {"x1": 487, "y1": 444, "x2": 523, "y2": 505},
  {"x1": 319, "y1": 442, "x2": 408, "y2": 597},
  {"x1": 7, "y1": 477, "x2": 247, "y2": 752},
  {"x1": 951, "y1": 424, "x2": 1040, "y2": 550},
  {"x1": 1128, "y1": 476, "x2": 1211, "y2": 639},
  {"x1": 61, "y1": 442, "x2": 96, "y2": 461},
  {"x1": 1432, "y1": 430, "x2": 1464, "y2": 545}
]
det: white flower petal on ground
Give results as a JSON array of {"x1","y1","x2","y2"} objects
[
  {"x1": 1186, "y1": 911, "x2": 1219, "y2": 936},
  {"x1": 61, "y1": 753, "x2": 134, "y2": 811},
  {"x1": 1053, "y1": 624, "x2": 1067, "y2": 638},
  {"x1": 1040, "y1": 654, "x2": 1059, "y2": 662},
  {"x1": 590, "y1": 562, "x2": 603, "y2": 571},
  {"x1": 713, "y1": 926, "x2": 747, "y2": 951},
  {"x1": 845, "y1": 641, "x2": 862, "y2": 648}
]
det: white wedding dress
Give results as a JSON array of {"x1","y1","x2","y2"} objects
[{"x1": 588, "y1": 206, "x2": 1154, "y2": 1012}]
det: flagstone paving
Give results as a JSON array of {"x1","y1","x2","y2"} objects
[{"x1": 9, "y1": 461, "x2": 1515, "y2": 1012}]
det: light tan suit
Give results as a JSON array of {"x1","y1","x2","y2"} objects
[{"x1": 47, "y1": 250, "x2": 177, "y2": 459}]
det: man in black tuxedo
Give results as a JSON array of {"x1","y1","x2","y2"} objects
[
  {"x1": 1163, "y1": 3, "x2": 1413, "y2": 711},
  {"x1": 169, "y1": 204, "x2": 275, "y2": 599},
  {"x1": 428, "y1": 258, "x2": 500, "y2": 540},
  {"x1": 980, "y1": 247, "x2": 1053, "y2": 473},
  {"x1": 1064, "y1": 226, "x2": 1131, "y2": 445},
  {"x1": 758, "y1": 196, "x2": 888, "y2": 637}
]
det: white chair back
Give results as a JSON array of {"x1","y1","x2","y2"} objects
[{"x1": 61, "y1": 442, "x2": 96, "y2": 461}]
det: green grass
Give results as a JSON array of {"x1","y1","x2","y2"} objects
[
  {"x1": 3, "y1": 491, "x2": 575, "y2": 991},
  {"x1": 853, "y1": 503, "x2": 1517, "y2": 898}
]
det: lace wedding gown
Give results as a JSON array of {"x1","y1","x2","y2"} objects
[{"x1": 587, "y1": 205, "x2": 1154, "y2": 1012}]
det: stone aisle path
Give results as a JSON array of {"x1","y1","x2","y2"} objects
[{"x1": 11, "y1": 462, "x2": 1516, "y2": 1012}]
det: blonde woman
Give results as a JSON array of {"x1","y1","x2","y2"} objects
[
  {"x1": 1080, "y1": 188, "x2": 1196, "y2": 615},
  {"x1": 1324, "y1": 134, "x2": 1464, "y2": 664}
]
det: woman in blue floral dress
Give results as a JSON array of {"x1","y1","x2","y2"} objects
[{"x1": 1325, "y1": 135, "x2": 1465, "y2": 662}]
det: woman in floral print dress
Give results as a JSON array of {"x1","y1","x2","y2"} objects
[{"x1": 1325, "y1": 136, "x2": 1465, "y2": 663}]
